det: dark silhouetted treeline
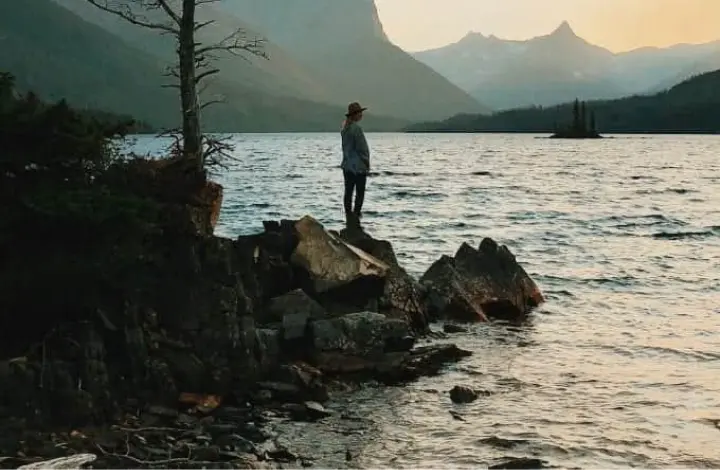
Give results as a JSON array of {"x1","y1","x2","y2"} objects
[{"x1": 406, "y1": 69, "x2": 720, "y2": 134}]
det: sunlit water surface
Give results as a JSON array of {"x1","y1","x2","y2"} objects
[{"x1": 128, "y1": 133, "x2": 720, "y2": 469}]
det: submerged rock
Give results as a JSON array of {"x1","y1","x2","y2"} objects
[
  {"x1": 489, "y1": 457, "x2": 549, "y2": 469},
  {"x1": 315, "y1": 342, "x2": 472, "y2": 384},
  {"x1": 449, "y1": 385, "x2": 479, "y2": 404},
  {"x1": 377, "y1": 344, "x2": 473, "y2": 384},
  {"x1": 421, "y1": 239, "x2": 544, "y2": 322},
  {"x1": 443, "y1": 323, "x2": 469, "y2": 334},
  {"x1": 282, "y1": 401, "x2": 333, "y2": 422}
]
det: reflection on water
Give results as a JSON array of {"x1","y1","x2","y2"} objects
[{"x1": 126, "y1": 133, "x2": 720, "y2": 468}]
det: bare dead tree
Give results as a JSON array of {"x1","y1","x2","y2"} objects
[{"x1": 84, "y1": 0, "x2": 267, "y2": 172}]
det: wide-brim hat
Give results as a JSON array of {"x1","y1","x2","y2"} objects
[{"x1": 345, "y1": 102, "x2": 367, "y2": 117}]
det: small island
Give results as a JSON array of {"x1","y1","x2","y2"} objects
[{"x1": 550, "y1": 98, "x2": 603, "y2": 139}]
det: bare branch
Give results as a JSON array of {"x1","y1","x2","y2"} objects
[
  {"x1": 163, "y1": 67, "x2": 181, "y2": 80},
  {"x1": 155, "y1": 0, "x2": 181, "y2": 25},
  {"x1": 195, "y1": 68, "x2": 219, "y2": 84},
  {"x1": 196, "y1": 29, "x2": 268, "y2": 60},
  {"x1": 202, "y1": 134, "x2": 237, "y2": 170},
  {"x1": 85, "y1": 0, "x2": 180, "y2": 34},
  {"x1": 194, "y1": 19, "x2": 215, "y2": 31},
  {"x1": 199, "y1": 99, "x2": 223, "y2": 110}
]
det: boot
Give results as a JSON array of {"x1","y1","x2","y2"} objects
[
  {"x1": 345, "y1": 212, "x2": 360, "y2": 229},
  {"x1": 354, "y1": 211, "x2": 363, "y2": 229}
]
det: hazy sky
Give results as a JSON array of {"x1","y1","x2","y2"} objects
[{"x1": 375, "y1": 0, "x2": 720, "y2": 52}]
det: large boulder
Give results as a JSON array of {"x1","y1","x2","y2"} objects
[
  {"x1": 263, "y1": 289, "x2": 327, "y2": 325},
  {"x1": 311, "y1": 312, "x2": 412, "y2": 358},
  {"x1": 308, "y1": 311, "x2": 471, "y2": 383},
  {"x1": 338, "y1": 227, "x2": 429, "y2": 333},
  {"x1": 290, "y1": 216, "x2": 389, "y2": 311},
  {"x1": 421, "y1": 238, "x2": 544, "y2": 322},
  {"x1": 420, "y1": 255, "x2": 489, "y2": 323}
]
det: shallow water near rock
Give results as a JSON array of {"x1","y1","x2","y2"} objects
[{"x1": 127, "y1": 133, "x2": 720, "y2": 468}]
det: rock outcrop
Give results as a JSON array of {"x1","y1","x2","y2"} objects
[
  {"x1": 0, "y1": 214, "x2": 465, "y2": 428},
  {"x1": 0, "y1": 204, "x2": 543, "y2": 440},
  {"x1": 421, "y1": 238, "x2": 544, "y2": 323}
]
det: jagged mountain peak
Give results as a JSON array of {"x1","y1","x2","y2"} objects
[
  {"x1": 217, "y1": 0, "x2": 387, "y2": 49},
  {"x1": 457, "y1": 31, "x2": 487, "y2": 44},
  {"x1": 549, "y1": 20, "x2": 577, "y2": 39},
  {"x1": 464, "y1": 31, "x2": 486, "y2": 39}
]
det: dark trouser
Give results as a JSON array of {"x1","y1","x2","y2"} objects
[{"x1": 343, "y1": 171, "x2": 367, "y2": 217}]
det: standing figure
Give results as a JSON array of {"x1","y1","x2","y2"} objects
[{"x1": 340, "y1": 102, "x2": 370, "y2": 228}]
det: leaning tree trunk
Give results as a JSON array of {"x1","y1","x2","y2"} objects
[{"x1": 179, "y1": 0, "x2": 203, "y2": 171}]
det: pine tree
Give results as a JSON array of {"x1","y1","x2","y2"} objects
[{"x1": 572, "y1": 98, "x2": 580, "y2": 132}]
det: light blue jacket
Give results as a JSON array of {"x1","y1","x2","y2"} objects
[{"x1": 341, "y1": 121, "x2": 370, "y2": 174}]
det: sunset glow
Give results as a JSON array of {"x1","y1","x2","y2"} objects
[{"x1": 375, "y1": 0, "x2": 720, "y2": 52}]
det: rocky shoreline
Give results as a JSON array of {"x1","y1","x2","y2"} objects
[{"x1": 0, "y1": 206, "x2": 543, "y2": 468}]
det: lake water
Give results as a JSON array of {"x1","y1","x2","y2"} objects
[{"x1": 129, "y1": 133, "x2": 720, "y2": 468}]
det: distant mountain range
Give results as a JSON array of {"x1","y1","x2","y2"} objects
[
  {"x1": 413, "y1": 21, "x2": 720, "y2": 110},
  {"x1": 405, "y1": 69, "x2": 720, "y2": 134},
  {"x1": 0, "y1": 0, "x2": 484, "y2": 132}
]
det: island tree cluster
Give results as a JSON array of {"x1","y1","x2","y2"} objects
[{"x1": 550, "y1": 98, "x2": 601, "y2": 139}]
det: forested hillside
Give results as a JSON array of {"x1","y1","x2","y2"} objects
[{"x1": 406, "y1": 69, "x2": 720, "y2": 134}]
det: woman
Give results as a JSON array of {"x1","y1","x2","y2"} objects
[{"x1": 340, "y1": 102, "x2": 370, "y2": 228}]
